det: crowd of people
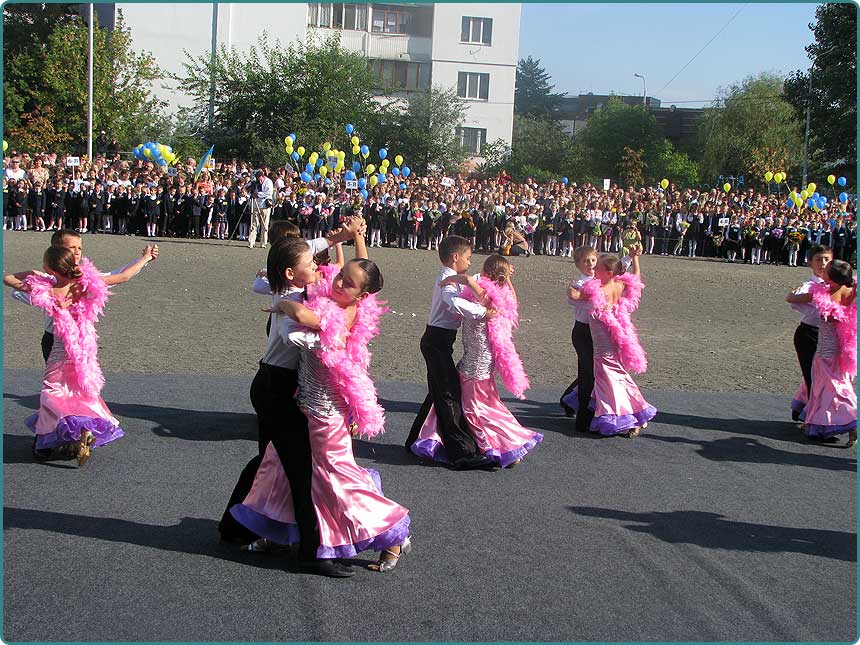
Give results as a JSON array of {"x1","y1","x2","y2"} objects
[{"x1": 3, "y1": 148, "x2": 856, "y2": 267}]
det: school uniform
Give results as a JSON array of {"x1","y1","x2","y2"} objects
[{"x1": 405, "y1": 267, "x2": 491, "y2": 469}]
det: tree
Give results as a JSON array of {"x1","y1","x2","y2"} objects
[
  {"x1": 175, "y1": 32, "x2": 381, "y2": 165},
  {"x1": 376, "y1": 86, "x2": 467, "y2": 173},
  {"x1": 514, "y1": 56, "x2": 563, "y2": 119},
  {"x1": 618, "y1": 147, "x2": 646, "y2": 187},
  {"x1": 784, "y1": 3, "x2": 857, "y2": 172},
  {"x1": 504, "y1": 115, "x2": 576, "y2": 180},
  {"x1": 698, "y1": 73, "x2": 802, "y2": 184}
]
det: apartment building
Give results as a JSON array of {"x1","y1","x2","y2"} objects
[{"x1": 108, "y1": 3, "x2": 520, "y2": 158}]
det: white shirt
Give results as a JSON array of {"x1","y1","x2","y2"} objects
[
  {"x1": 568, "y1": 271, "x2": 594, "y2": 325},
  {"x1": 261, "y1": 287, "x2": 305, "y2": 369},
  {"x1": 255, "y1": 177, "x2": 274, "y2": 209},
  {"x1": 427, "y1": 267, "x2": 487, "y2": 329},
  {"x1": 252, "y1": 237, "x2": 331, "y2": 295},
  {"x1": 4, "y1": 167, "x2": 25, "y2": 181},
  {"x1": 790, "y1": 273, "x2": 824, "y2": 327}
]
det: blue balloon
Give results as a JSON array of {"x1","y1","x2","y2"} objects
[
  {"x1": 315, "y1": 158, "x2": 324, "y2": 168},
  {"x1": 325, "y1": 178, "x2": 332, "y2": 185},
  {"x1": 345, "y1": 124, "x2": 354, "y2": 135},
  {"x1": 379, "y1": 148, "x2": 387, "y2": 160},
  {"x1": 812, "y1": 192, "x2": 820, "y2": 200},
  {"x1": 377, "y1": 172, "x2": 386, "y2": 182},
  {"x1": 360, "y1": 145, "x2": 369, "y2": 156},
  {"x1": 400, "y1": 182, "x2": 407, "y2": 190},
  {"x1": 402, "y1": 166, "x2": 411, "y2": 177},
  {"x1": 838, "y1": 176, "x2": 847, "y2": 187},
  {"x1": 291, "y1": 152, "x2": 300, "y2": 161},
  {"x1": 300, "y1": 172, "x2": 311, "y2": 183},
  {"x1": 391, "y1": 167, "x2": 400, "y2": 177},
  {"x1": 839, "y1": 192, "x2": 848, "y2": 203},
  {"x1": 158, "y1": 159, "x2": 168, "y2": 167},
  {"x1": 345, "y1": 170, "x2": 356, "y2": 180},
  {"x1": 133, "y1": 148, "x2": 143, "y2": 160},
  {"x1": 786, "y1": 198, "x2": 794, "y2": 209},
  {"x1": 820, "y1": 195, "x2": 828, "y2": 204},
  {"x1": 352, "y1": 161, "x2": 361, "y2": 172},
  {"x1": 360, "y1": 189, "x2": 369, "y2": 200},
  {"x1": 562, "y1": 177, "x2": 569, "y2": 184},
  {"x1": 358, "y1": 177, "x2": 367, "y2": 189},
  {"x1": 817, "y1": 197, "x2": 826, "y2": 209},
  {"x1": 305, "y1": 163, "x2": 314, "y2": 172},
  {"x1": 807, "y1": 199, "x2": 815, "y2": 208},
  {"x1": 289, "y1": 133, "x2": 296, "y2": 142},
  {"x1": 314, "y1": 173, "x2": 321, "y2": 181},
  {"x1": 145, "y1": 142, "x2": 157, "y2": 150}
]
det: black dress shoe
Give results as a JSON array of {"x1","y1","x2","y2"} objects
[
  {"x1": 451, "y1": 454, "x2": 497, "y2": 471},
  {"x1": 300, "y1": 559, "x2": 355, "y2": 578}
]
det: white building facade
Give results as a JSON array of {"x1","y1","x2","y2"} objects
[{"x1": 113, "y1": 2, "x2": 520, "y2": 159}]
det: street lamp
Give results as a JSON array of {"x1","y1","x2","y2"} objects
[{"x1": 634, "y1": 73, "x2": 646, "y2": 108}]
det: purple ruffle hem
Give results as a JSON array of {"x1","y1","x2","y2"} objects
[
  {"x1": 804, "y1": 421, "x2": 857, "y2": 438},
  {"x1": 26, "y1": 413, "x2": 124, "y2": 450},
  {"x1": 410, "y1": 434, "x2": 544, "y2": 468},
  {"x1": 790, "y1": 398, "x2": 806, "y2": 412},
  {"x1": 591, "y1": 405, "x2": 657, "y2": 436}
]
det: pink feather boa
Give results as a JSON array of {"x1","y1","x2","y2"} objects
[
  {"x1": 463, "y1": 277, "x2": 530, "y2": 398},
  {"x1": 580, "y1": 273, "x2": 648, "y2": 374},
  {"x1": 810, "y1": 281, "x2": 857, "y2": 376},
  {"x1": 24, "y1": 257, "x2": 111, "y2": 396},
  {"x1": 304, "y1": 264, "x2": 388, "y2": 437}
]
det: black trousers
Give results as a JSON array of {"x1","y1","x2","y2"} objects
[
  {"x1": 793, "y1": 323, "x2": 819, "y2": 393},
  {"x1": 568, "y1": 322, "x2": 595, "y2": 432},
  {"x1": 219, "y1": 362, "x2": 320, "y2": 560},
  {"x1": 41, "y1": 331, "x2": 54, "y2": 362},
  {"x1": 405, "y1": 325, "x2": 479, "y2": 463}
]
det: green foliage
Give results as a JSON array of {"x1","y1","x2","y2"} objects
[
  {"x1": 652, "y1": 140, "x2": 699, "y2": 187},
  {"x1": 698, "y1": 72, "x2": 802, "y2": 183},
  {"x1": 504, "y1": 115, "x2": 575, "y2": 180},
  {"x1": 3, "y1": 8, "x2": 166, "y2": 151},
  {"x1": 514, "y1": 56, "x2": 564, "y2": 119},
  {"x1": 783, "y1": 3, "x2": 857, "y2": 172},
  {"x1": 618, "y1": 147, "x2": 646, "y2": 187},
  {"x1": 174, "y1": 32, "x2": 381, "y2": 166},
  {"x1": 575, "y1": 98, "x2": 663, "y2": 179},
  {"x1": 375, "y1": 86, "x2": 467, "y2": 173}
]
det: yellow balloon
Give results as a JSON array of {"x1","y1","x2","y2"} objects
[
  {"x1": 337, "y1": 150, "x2": 345, "y2": 159},
  {"x1": 309, "y1": 153, "x2": 318, "y2": 163},
  {"x1": 381, "y1": 159, "x2": 390, "y2": 168},
  {"x1": 369, "y1": 175, "x2": 379, "y2": 186},
  {"x1": 144, "y1": 148, "x2": 152, "y2": 158},
  {"x1": 366, "y1": 164, "x2": 376, "y2": 174},
  {"x1": 2, "y1": 140, "x2": 7, "y2": 152},
  {"x1": 723, "y1": 182, "x2": 731, "y2": 192},
  {"x1": 335, "y1": 162, "x2": 344, "y2": 172},
  {"x1": 394, "y1": 155, "x2": 403, "y2": 166},
  {"x1": 362, "y1": 150, "x2": 369, "y2": 159},
  {"x1": 352, "y1": 146, "x2": 360, "y2": 155},
  {"x1": 319, "y1": 166, "x2": 328, "y2": 177},
  {"x1": 827, "y1": 174, "x2": 836, "y2": 185},
  {"x1": 351, "y1": 136, "x2": 359, "y2": 146},
  {"x1": 660, "y1": 178, "x2": 669, "y2": 189},
  {"x1": 800, "y1": 190, "x2": 809, "y2": 199},
  {"x1": 323, "y1": 142, "x2": 331, "y2": 151},
  {"x1": 297, "y1": 146, "x2": 305, "y2": 157},
  {"x1": 764, "y1": 171, "x2": 773, "y2": 183},
  {"x1": 284, "y1": 136, "x2": 292, "y2": 145},
  {"x1": 286, "y1": 146, "x2": 293, "y2": 155},
  {"x1": 807, "y1": 182, "x2": 816, "y2": 192}
]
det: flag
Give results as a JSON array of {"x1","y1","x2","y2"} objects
[{"x1": 194, "y1": 145, "x2": 214, "y2": 182}]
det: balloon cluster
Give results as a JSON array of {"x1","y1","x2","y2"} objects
[
  {"x1": 285, "y1": 133, "x2": 346, "y2": 185},
  {"x1": 342, "y1": 123, "x2": 409, "y2": 198},
  {"x1": 763, "y1": 171, "x2": 786, "y2": 185},
  {"x1": 133, "y1": 141, "x2": 177, "y2": 166}
]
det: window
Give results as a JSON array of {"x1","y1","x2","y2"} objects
[
  {"x1": 461, "y1": 17, "x2": 492, "y2": 45},
  {"x1": 369, "y1": 59, "x2": 430, "y2": 91},
  {"x1": 457, "y1": 72, "x2": 489, "y2": 100},
  {"x1": 371, "y1": 9, "x2": 410, "y2": 34},
  {"x1": 458, "y1": 127, "x2": 487, "y2": 155},
  {"x1": 308, "y1": 4, "x2": 367, "y2": 30}
]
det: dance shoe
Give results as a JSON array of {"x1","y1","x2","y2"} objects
[
  {"x1": 241, "y1": 538, "x2": 290, "y2": 553},
  {"x1": 76, "y1": 430, "x2": 96, "y2": 466},
  {"x1": 451, "y1": 454, "x2": 497, "y2": 471},
  {"x1": 368, "y1": 536, "x2": 412, "y2": 573},
  {"x1": 299, "y1": 559, "x2": 355, "y2": 578},
  {"x1": 847, "y1": 430, "x2": 857, "y2": 448}
]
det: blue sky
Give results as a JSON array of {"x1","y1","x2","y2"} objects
[{"x1": 518, "y1": 3, "x2": 819, "y2": 107}]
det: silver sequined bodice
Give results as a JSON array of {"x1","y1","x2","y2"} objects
[
  {"x1": 457, "y1": 317, "x2": 493, "y2": 380},
  {"x1": 816, "y1": 318, "x2": 839, "y2": 360},
  {"x1": 297, "y1": 345, "x2": 349, "y2": 416},
  {"x1": 589, "y1": 317, "x2": 616, "y2": 356}
]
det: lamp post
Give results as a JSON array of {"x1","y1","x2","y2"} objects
[{"x1": 634, "y1": 73, "x2": 646, "y2": 108}]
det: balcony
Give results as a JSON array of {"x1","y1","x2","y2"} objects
[{"x1": 368, "y1": 33, "x2": 431, "y2": 62}]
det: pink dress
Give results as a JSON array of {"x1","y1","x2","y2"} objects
[
  {"x1": 21, "y1": 259, "x2": 124, "y2": 451},
  {"x1": 412, "y1": 277, "x2": 542, "y2": 467},
  {"x1": 581, "y1": 274, "x2": 657, "y2": 435},
  {"x1": 802, "y1": 285, "x2": 857, "y2": 438},
  {"x1": 231, "y1": 269, "x2": 410, "y2": 558}
]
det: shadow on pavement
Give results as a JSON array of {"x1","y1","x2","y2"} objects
[
  {"x1": 570, "y1": 506, "x2": 857, "y2": 562},
  {"x1": 3, "y1": 393, "x2": 256, "y2": 443},
  {"x1": 645, "y1": 434, "x2": 856, "y2": 471}
]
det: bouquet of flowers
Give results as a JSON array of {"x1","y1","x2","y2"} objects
[
  {"x1": 679, "y1": 221, "x2": 690, "y2": 237},
  {"x1": 770, "y1": 227, "x2": 784, "y2": 240},
  {"x1": 592, "y1": 221, "x2": 603, "y2": 236},
  {"x1": 742, "y1": 225, "x2": 756, "y2": 239},
  {"x1": 649, "y1": 215, "x2": 659, "y2": 226},
  {"x1": 787, "y1": 231, "x2": 805, "y2": 247}
]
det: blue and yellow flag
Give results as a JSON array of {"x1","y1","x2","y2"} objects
[{"x1": 194, "y1": 145, "x2": 215, "y2": 182}]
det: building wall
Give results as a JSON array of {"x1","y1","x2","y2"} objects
[{"x1": 116, "y1": 3, "x2": 519, "y2": 153}]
